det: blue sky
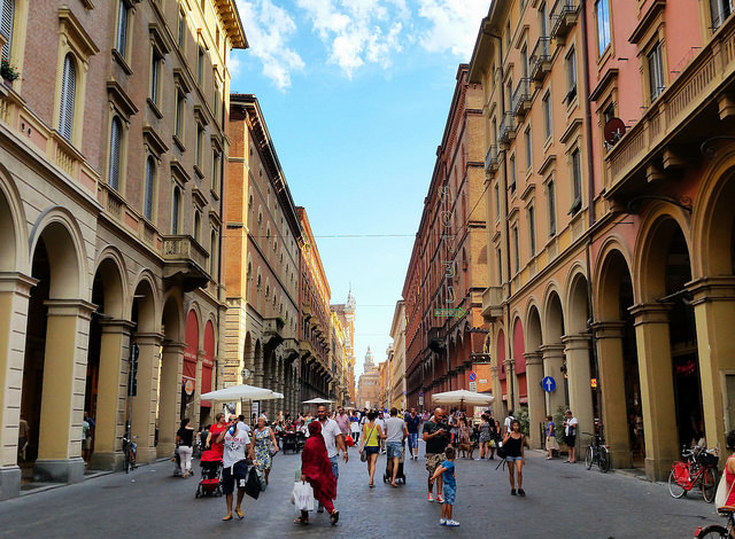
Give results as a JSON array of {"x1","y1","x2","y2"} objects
[{"x1": 231, "y1": 0, "x2": 491, "y2": 377}]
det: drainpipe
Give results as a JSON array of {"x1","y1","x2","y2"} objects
[{"x1": 580, "y1": 0, "x2": 603, "y2": 423}]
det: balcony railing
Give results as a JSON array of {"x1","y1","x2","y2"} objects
[
  {"x1": 530, "y1": 37, "x2": 552, "y2": 82},
  {"x1": 606, "y1": 17, "x2": 735, "y2": 196},
  {"x1": 549, "y1": 0, "x2": 578, "y2": 40},
  {"x1": 481, "y1": 286, "x2": 503, "y2": 321},
  {"x1": 485, "y1": 144, "x2": 501, "y2": 174},
  {"x1": 499, "y1": 112, "x2": 517, "y2": 147},
  {"x1": 162, "y1": 235, "x2": 210, "y2": 291},
  {"x1": 511, "y1": 78, "x2": 532, "y2": 118}
]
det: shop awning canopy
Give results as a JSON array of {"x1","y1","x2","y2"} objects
[
  {"x1": 301, "y1": 397, "x2": 334, "y2": 404},
  {"x1": 430, "y1": 389, "x2": 494, "y2": 407},
  {"x1": 200, "y1": 384, "x2": 284, "y2": 401}
]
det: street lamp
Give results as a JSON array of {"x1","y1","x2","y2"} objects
[{"x1": 241, "y1": 368, "x2": 251, "y2": 381}]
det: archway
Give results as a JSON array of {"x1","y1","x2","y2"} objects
[
  {"x1": 525, "y1": 305, "x2": 544, "y2": 444},
  {"x1": 512, "y1": 317, "x2": 526, "y2": 413},
  {"x1": 158, "y1": 294, "x2": 184, "y2": 457},
  {"x1": 542, "y1": 291, "x2": 567, "y2": 415}
]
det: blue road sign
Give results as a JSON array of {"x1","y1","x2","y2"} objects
[
  {"x1": 469, "y1": 372, "x2": 477, "y2": 382},
  {"x1": 542, "y1": 376, "x2": 556, "y2": 393}
]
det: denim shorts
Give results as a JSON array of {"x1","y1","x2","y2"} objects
[
  {"x1": 506, "y1": 456, "x2": 523, "y2": 463},
  {"x1": 408, "y1": 432, "x2": 419, "y2": 449},
  {"x1": 387, "y1": 442, "x2": 403, "y2": 459},
  {"x1": 329, "y1": 455, "x2": 339, "y2": 480},
  {"x1": 443, "y1": 484, "x2": 456, "y2": 505}
]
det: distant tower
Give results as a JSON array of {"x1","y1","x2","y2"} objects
[{"x1": 364, "y1": 346, "x2": 375, "y2": 371}]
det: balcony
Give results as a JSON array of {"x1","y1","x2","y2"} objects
[
  {"x1": 549, "y1": 0, "x2": 578, "y2": 41},
  {"x1": 530, "y1": 37, "x2": 552, "y2": 83},
  {"x1": 162, "y1": 235, "x2": 210, "y2": 291},
  {"x1": 485, "y1": 144, "x2": 501, "y2": 175},
  {"x1": 499, "y1": 112, "x2": 517, "y2": 147},
  {"x1": 481, "y1": 286, "x2": 504, "y2": 321},
  {"x1": 511, "y1": 78, "x2": 532, "y2": 118},
  {"x1": 605, "y1": 17, "x2": 735, "y2": 199}
]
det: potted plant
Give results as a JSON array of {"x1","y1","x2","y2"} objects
[{"x1": 1, "y1": 59, "x2": 19, "y2": 85}]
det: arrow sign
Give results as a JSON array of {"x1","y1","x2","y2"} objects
[
  {"x1": 542, "y1": 376, "x2": 556, "y2": 393},
  {"x1": 433, "y1": 307, "x2": 467, "y2": 318}
]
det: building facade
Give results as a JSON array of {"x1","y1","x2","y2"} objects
[
  {"x1": 225, "y1": 94, "x2": 303, "y2": 419},
  {"x1": 0, "y1": 0, "x2": 245, "y2": 498},
  {"x1": 389, "y1": 300, "x2": 406, "y2": 409},
  {"x1": 357, "y1": 347, "x2": 379, "y2": 409},
  {"x1": 403, "y1": 64, "x2": 489, "y2": 411},
  {"x1": 331, "y1": 290, "x2": 357, "y2": 406},
  {"x1": 470, "y1": 0, "x2": 735, "y2": 480}
]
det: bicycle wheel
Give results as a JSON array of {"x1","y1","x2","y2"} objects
[
  {"x1": 597, "y1": 446, "x2": 611, "y2": 473},
  {"x1": 702, "y1": 468, "x2": 717, "y2": 503},
  {"x1": 695, "y1": 525, "x2": 729, "y2": 538},
  {"x1": 585, "y1": 447, "x2": 593, "y2": 469},
  {"x1": 669, "y1": 468, "x2": 687, "y2": 498}
]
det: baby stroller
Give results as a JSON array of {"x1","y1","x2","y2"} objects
[
  {"x1": 195, "y1": 450, "x2": 223, "y2": 498},
  {"x1": 172, "y1": 446, "x2": 182, "y2": 477},
  {"x1": 383, "y1": 441, "x2": 407, "y2": 485}
]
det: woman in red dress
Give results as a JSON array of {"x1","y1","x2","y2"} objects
[
  {"x1": 203, "y1": 412, "x2": 227, "y2": 460},
  {"x1": 296, "y1": 421, "x2": 339, "y2": 526}
]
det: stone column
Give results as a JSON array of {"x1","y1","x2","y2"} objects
[
  {"x1": 158, "y1": 342, "x2": 185, "y2": 457},
  {"x1": 540, "y1": 344, "x2": 566, "y2": 416},
  {"x1": 490, "y1": 362, "x2": 503, "y2": 419},
  {"x1": 130, "y1": 332, "x2": 163, "y2": 464},
  {"x1": 592, "y1": 321, "x2": 631, "y2": 468},
  {"x1": 0, "y1": 272, "x2": 35, "y2": 499},
  {"x1": 562, "y1": 334, "x2": 594, "y2": 455},
  {"x1": 503, "y1": 358, "x2": 516, "y2": 415},
  {"x1": 524, "y1": 351, "x2": 545, "y2": 447},
  {"x1": 630, "y1": 303, "x2": 678, "y2": 481},
  {"x1": 191, "y1": 350, "x2": 204, "y2": 429},
  {"x1": 91, "y1": 319, "x2": 135, "y2": 470},
  {"x1": 690, "y1": 278, "x2": 735, "y2": 457},
  {"x1": 254, "y1": 346, "x2": 264, "y2": 388},
  {"x1": 35, "y1": 299, "x2": 95, "y2": 484}
]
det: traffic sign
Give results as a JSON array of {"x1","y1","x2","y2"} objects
[
  {"x1": 542, "y1": 376, "x2": 556, "y2": 393},
  {"x1": 469, "y1": 372, "x2": 477, "y2": 382},
  {"x1": 469, "y1": 381, "x2": 477, "y2": 391}
]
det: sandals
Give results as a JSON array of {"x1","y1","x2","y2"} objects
[
  {"x1": 222, "y1": 514, "x2": 233, "y2": 522},
  {"x1": 294, "y1": 516, "x2": 309, "y2": 525},
  {"x1": 330, "y1": 510, "x2": 340, "y2": 526},
  {"x1": 236, "y1": 509, "x2": 244, "y2": 520}
]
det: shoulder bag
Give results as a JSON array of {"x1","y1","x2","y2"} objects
[{"x1": 360, "y1": 423, "x2": 377, "y2": 462}]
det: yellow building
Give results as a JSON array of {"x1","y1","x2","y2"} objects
[{"x1": 389, "y1": 300, "x2": 406, "y2": 409}]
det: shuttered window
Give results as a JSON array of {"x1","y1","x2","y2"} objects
[
  {"x1": 108, "y1": 117, "x2": 122, "y2": 190},
  {"x1": 116, "y1": 1, "x2": 128, "y2": 56},
  {"x1": 172, "y1": 186, "x2": 181, "y2": 234},
  {"x1": 59, "y1": 54, "x2": 76, "y2": 142},
  {"x1": 150, "y1": 54, "x2": 160, "y2": 103},
  {"x1": 0, "y1": 0, "x2": 14, "y2": 61},
  {"x1": 144, "y1": 157, "x2": 155, "y2": 220}
]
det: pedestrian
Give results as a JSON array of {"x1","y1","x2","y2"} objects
[
  {"x1": 296, "y1": 421, "x2": 339, "y2": 526},
  {"x1": 503, "y1": 419, "x2": 526, "y2": 496},
  {"x1": 385, "y1": 407, "x2": 408, "y2": 487},
  {"x1": 206, "y1": 412, "x2": 228, "y2": 459},
  {"x1": 18, "y1": 417, "x2": 29, "y2": 462},
  {"x1": 458, "y1": 416, "x2": 470, "y2": 445},
  {"x1": 81, "y1": 414, "x2": 91, "y2": 464},
  {"x1": 316, "y1": 405, "x2": 348, "y2": 506},
  {"x1": 176, "y1": 418, "x2": 195, "y2": 478},
  {"x1": 377, "y1": 411, "x2": 387, "y2": 454},
  {"x1": 563, "y1": 409, "x2": 578, "y2": 463},
  {"x1": 217, "y1": 415, "x2": 253, "y2": 521},
  {"x1": 720, "y1": 430, "x2": 735, "y2": 509},
  {"x1": 335, "y1": 406, "x2": 350, "y2": 437},
  {"x1": 478, "y1": 414, "x2": 492, "y2": 460},
  {"x1": 545, "y1": 415, "x2": 559, "y2": 460},
  {"x1": 405, "y1": 407, "x2": 421, "y2": 460},
  {"x1": 253, "y1": 415, "x2": 279, "y2": 485},
  {"x1": 423, "y1": 407, "x2": 450, "y2": 503},
  {"x1": 430, "y1": 445, "x2": 459, "y2": 527},
  {"x1": 350, "y1": 411, "x2": 361, "y2": 444},
  {"x1": 504, "y1": 409, "x2": 515, "y2": 435},
  {"x1": 358, "y1": 410, "x2": 382, "y2": 487}
]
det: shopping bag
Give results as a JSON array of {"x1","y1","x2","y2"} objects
[
  {"x1": 255, "y1": 467, "x2": 267, "y2": 492},
  {"x1": 245, "y1": 466, "x2": 261, "y2": 500},
  {"x1": 345, "y1": 434, "x2": 355, "y2": 447},
  {"x1": 291, "y1": 481, "x2": 316, "y2": 512},
  {"x1": 715, "y1": 471, "x2": 735, "y2": 510}
]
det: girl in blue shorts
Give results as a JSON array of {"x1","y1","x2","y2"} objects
[{"x1": 503, "y1": 419, "x2": 526, "y2": 496}]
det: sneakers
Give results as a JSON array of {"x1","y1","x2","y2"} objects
[
  {"x1": 445, "y1": 520, "x2": 460, "y2": 527},
  {"x1": 436, "y1": 493, "x2": 444, "y2": 504},
  {"x1": 510, "y1": 488, "x2": 517, "y2": 496},
  {"x1": 518, "y1": 488, "x2": 526, "y2": 497},
  {"x1": 439, "y1": 519, "x2": 447, "y2": 526},
  {"x1": 427, "y1": 492, "x2": 434, "y2": 502}
]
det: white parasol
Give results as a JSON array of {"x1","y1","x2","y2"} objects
[{"x1": 430, "y1": 389, "x2": 494, "y2": 407}]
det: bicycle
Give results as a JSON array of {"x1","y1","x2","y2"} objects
[
  {"x1": 121, "y1": 433, "x2": 137, "y2": 473},
  {"x1": 694, "y1": 509, "x2": 735, "y2": 537},
  {"x1": 583, "y1": 431, "x2": 611, "y2": 473},
  {"x1": 669, "y1": 445, "x2": 718, "y2": 503}
]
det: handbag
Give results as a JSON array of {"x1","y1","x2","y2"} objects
[
  {"x1": 360, "y1": 423, "x2": 377, "y2": 462},
  {"x1": 291, "y1": 481, "x2": 316, "y2": 512},
  {"x1": 245, "y1": 466, "x2": 261, "y2": 500},
  {"x1": 715, "y1": 459, "x2": 735, "y2": 510},
  {"x1": 345, "y1": 434, "x2": 355, "y2": 447}
]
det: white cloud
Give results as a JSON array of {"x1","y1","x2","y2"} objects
[
  {"x1": 417, "y1": 0, "x2": 490, "y2": 58},
  {"x1": 236, "y1": 0, "x2": 305, "y2": 90}
]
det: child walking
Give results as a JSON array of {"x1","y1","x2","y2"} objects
[{"x1": 430, "y1": 446, "x2": 459, "y2": 527}]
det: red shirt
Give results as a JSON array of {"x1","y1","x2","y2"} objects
[{"x1": 207, "y1": 423, "x2": 227, "y2": 459}]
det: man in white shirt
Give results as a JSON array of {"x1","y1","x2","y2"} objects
[
  {"x1": 504, "y1": 410, "x2": 515, "y2": 435},
  {"x1": 377, "y1": 411, "x2": 388, "y2": 454},
  {"x1": 216, "y1": 415, "x2": 254, "y2": 521},
  {"x1": 563, "y1": 409, "x2": 579, "y2": 463},
  {"x1": 385, "y1": 407, "x2": 409, "y2": 487}
]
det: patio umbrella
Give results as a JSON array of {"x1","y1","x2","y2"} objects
[
  {"x1": 200, "y1": 384, "x2": 284, "y2": 401},
  {"x1": 301, "y1": 397, "x2": 334, "y2": 404},
  {"x1": 430, "y1": 389, "x2": 494, "y2": 407}
]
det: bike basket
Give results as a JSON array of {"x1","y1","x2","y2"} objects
[
  {"x1": 698, "y1": 452, "x2": 719, "y2": 468},
  {"x1": 673, "y1": 461, "x2": 692, "y2": 488}
]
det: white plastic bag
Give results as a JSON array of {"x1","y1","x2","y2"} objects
[
  {"x1": 715, "y1": 472, "x2": 734, "y2": 509},
  {"x1": 291, "y1": 481, "x2": 316, "y2": 512}
]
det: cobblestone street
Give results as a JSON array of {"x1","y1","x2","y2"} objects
[{"x1": 0, "y1": 445, "x2": 723, "y2": 538}]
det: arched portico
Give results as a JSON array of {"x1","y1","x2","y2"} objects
[
  {"x1": 525, "y1": 304, "x2": 544, "y2": 446},
  {"x1": 158, "y1": 293, "x2": 185, "y2": 458},
  {"x1": 541, "y1": 289, "x2": 566, "y2": 415}
]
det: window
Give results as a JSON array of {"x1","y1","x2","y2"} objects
[
  {"x1": 509, "y1": 155, "x2": 517, "y2": 193},
  {"x1": 59, "y1": 54, "x2": 77, "y2": 142},
  {"x1": 528, "y1": 205, "x2": 536, "y2": 256},
  {"x1": 196, "y1": 125, "x2": 203, "y2": 166},
  {"x1": 194, "y1": 211, "x2": 201, "y2": 242},
  {"x1": 212, "y1": 148, "x2": 221, "y2": 194},
  {"x1": 210, "y1": 230, "x2": 217, "y2": 275},
  {"x1": 496, "y1": 248, "x2": 503, "y2": 285},
  {"x1": 150, "y1": 52, "x2": 161, "y2": 105},
  {"x1": 175, "y1": 91, "x2": 185, "y2": 139},
  {"x1": 566, "y1": 48, "x2": 578, "y2": 102},
  {"x1": 0, "y1": 0, "x2": 15, "y2": 61},
  {"x1": 521, "y1": 45, "x2": 529, "y2": 78},
  {"x1": 108, "y1": 117, "x2": 122, "y2": 190},
  {"x1": 172, "y1": 186, "x2": 181, "y2": 234},
  {"x1": 524, "y1": 127, "x2": 532, "y2": 170},
  {"x1": 710, "y1": 0, "x2": 733, "y2": 31},
  {"x1": 213, "y1": 79, "x2": 221, "y2": 123},
  {"x1": 513, "y1": 225, "x2": 520, "y2": 273},
  {"x1": 548, "y1": 180, "x2": 556, "y2": 236},
  {"x1": 506, "y1": 20, "x2": 511, "y2": 48},
  {"x1": 596, "y1": 0, "x2": 611, "y2": 56},
  {"x1": 178, "y1": 9, "x2": 185, "y2": 47},
  {"x1": 494, "y1": 182, "x2": 500, "y2": 219},
  {"x1": 197, "y1": 47, "x2": 204, "y2": 84},
  {"x1": 571, "y1": 148, "x2": 582, "y2": 210},
  {"x1": 543, "y1": 92, "x2": 552, "y2": 140},
  {"x1": 144, "y1": 157, "x2": 155, "y2": 220},
  {"x1": 648, "y1": 42, "x2": 665, "y2": 101},
  {"x1": 116, "y1": 1, "x2": 129, "y2": 57}
]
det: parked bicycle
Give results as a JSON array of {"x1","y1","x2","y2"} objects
[
  {"x1": 669, "y1": 445, "x2": 719, "y2": 503},
  {"x1": 694, "y1": 510, "x2": 735, "y2": 538},
  {"x1": 583, "y1": 431, "x2": 611, "y2": 473},
  {"x1": 121, "y1": 433, "x2": 137, "y2": 473}
]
